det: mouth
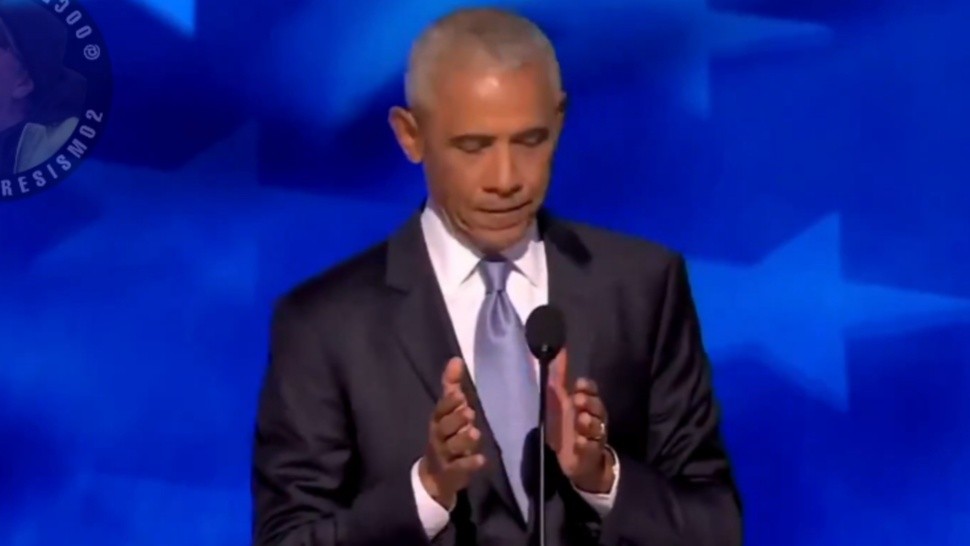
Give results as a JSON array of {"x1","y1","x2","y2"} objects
[
  {"x1": 479, "y1": 201, "x2": 530, "y2": 215},
  {"x1": 474, "y1": 201, "x2": 532, "y2": 231}
]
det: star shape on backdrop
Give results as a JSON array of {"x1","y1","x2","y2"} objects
[
  {"x1": 688, "y1": 213, "x2": 970, "y2": 410},
  {"x1": 24, "y1": 122, "x2": 266, "y2": 304},
  {"x1": 526, "y1": 0, "x2": 834, "y2": 116},
  {"x1": 0, "y1": 124, "x2": 266, "y2": 463},
  {"x1": 255, "y1": 0, "x2": 832, "y2": 127},
  {"x1": 2, "y1": 122, "x2": 415, "y2": 422},
  {"x1": 685, "y1": 4, "x2": 834, "y2": 115},
  {"x1": 0, "y1": 123, "x2": 418, "y2": 543}
]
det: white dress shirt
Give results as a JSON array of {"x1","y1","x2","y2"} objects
[{"x1": 409, "y1": 201, "x2": 620, "y2": 538}]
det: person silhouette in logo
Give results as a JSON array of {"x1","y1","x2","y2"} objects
[{"x1": 0, "y1": 0, "x2": 86, "y2": 177}]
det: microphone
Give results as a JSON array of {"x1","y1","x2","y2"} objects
[
  {"x1": 526, "y1": 305, "x2": 565, "y2": 365},
  {"x1": 525, "y1": 305, "x2": 565, "y2": 546}
]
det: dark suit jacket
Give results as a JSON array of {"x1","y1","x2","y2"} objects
[{"x1": 251, "y1": 210, "x2": 742, "y2": 546}]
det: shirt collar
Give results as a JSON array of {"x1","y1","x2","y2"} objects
[{"x1": 420, "y1": 199, "x2": 544, "y2": 293}]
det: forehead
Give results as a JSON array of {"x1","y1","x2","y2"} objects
[{"x1": 425, "y1": 63, "x2": 559, "y2": 134}]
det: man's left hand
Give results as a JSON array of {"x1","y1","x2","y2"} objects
[{"x1": 546, "y1": 348, "x2": 616, "y2": 494}]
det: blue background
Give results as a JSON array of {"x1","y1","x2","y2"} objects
[{"x1": 2, "y1": 0, "x2": 969, "y2": 544}]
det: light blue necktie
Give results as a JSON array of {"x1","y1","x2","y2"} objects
[{"x1": 474, "y1": 258, "x2": 539, "y2": 519}]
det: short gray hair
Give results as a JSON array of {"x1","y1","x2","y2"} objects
[{"x1": 404, "y1": 8, "x2": 561, "y2": 110}]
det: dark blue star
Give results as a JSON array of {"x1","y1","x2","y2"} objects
[
  {"x1": 689, "y1": 214, "x2": 970, "y2": 409},
  {"x1": 254, "y1": 0, "x2": 833, "y2": 127}
]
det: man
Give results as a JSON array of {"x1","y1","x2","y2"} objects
[
  {"x1": 252, "y1": 7, "x2": 741, "y2": 546},
  {"x1": 0, "y1": 1, "x2": 85, "y2": 176}
]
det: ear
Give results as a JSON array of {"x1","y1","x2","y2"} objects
[
  {"x1": 553, "y1": 92, "x2": 567, "y2": 136},
  {"x1": 388, "y1": 106, "x2": 424, "y2": 164}
]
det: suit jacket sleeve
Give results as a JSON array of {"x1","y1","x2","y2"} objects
[
  {"x1": 599, "y1": 253, "x2": 742, "y2": 546},
  {"x1": 251, "y1": 295, "x2": 431, "y2": 546}
]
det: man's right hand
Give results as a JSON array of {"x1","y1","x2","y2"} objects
[{"x1": 418, "y1": 357, "x2": 486, "y2": 509}]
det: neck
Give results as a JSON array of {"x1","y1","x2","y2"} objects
[{"x1": 425, "y1": 198, "x2": 487, "y2": 257}]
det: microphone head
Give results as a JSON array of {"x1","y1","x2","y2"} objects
[{"x1": 525, "y1": 305, "x2": 565, "y2": 362}]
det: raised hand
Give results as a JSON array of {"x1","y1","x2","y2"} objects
[
  {"x1": 418, "y1": 357, "x2": 487, "y2": 507},
  {"x1": 545, "y1": 348, "x2": 615, "y2": 493}
]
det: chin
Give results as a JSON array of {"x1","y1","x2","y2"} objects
[{"x1": 472, "y1": 225, "x2": 529, "y2": 254}]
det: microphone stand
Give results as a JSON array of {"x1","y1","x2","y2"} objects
[{"x1": 534, "y1": 346, "x2": 555, "y2": 546}]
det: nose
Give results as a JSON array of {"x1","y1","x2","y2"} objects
[{"x1": 485, "y1": 142, "x2": 521, "y2": 196}]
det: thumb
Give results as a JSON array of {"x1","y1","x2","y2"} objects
[
  {"x1": 442, "y1": 356, "x2": 465, "y2": 390},
  {"x1": 548, "y1": 347, "x2": 568, "y2": 391}
]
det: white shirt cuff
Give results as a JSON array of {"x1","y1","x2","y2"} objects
[
  {"x1": 410, "y1": 459, "x2": 452, "y2": 538},
  {"x1": 571, "y1": 447, "x2": 620, "y2": 517}
]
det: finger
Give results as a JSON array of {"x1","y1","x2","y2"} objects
[
  {"x1": 433, "y1": 388, "x2": 466, "y2": 420},
  {"x1": 573, "y1": 433, "x2": 602, "y2": 461},
  {"x1": 436, "y1": 406, "x2": 475, "y2": 440},
  {"x1": 449, "y1": 453, "x2": 487, "y2": 473},
  {"x1": 444, "y1": 425, "x2": 481, "y2": 458},
  {"x1": 548, "y1": 347, "x2": 569, "y2": 390},
  {"x1": 441, "y1": 357, "x2": 466, "y2": 391},
  {"x1": 576, "y1": 410, "x2": 606, "y2": 441},
  {"x1": 572, "y1": 391, "x2": 606, "y2": 421},
  {"x1": 574, "y1": 377, "x2": 599, "y2": 396}
]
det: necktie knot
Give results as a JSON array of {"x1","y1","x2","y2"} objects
[{"x1": 479, "y1": 258, "x2": 511, "y2": 294}]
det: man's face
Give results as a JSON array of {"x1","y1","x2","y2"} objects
[
  {"x1": 0, "y1": 50, "x2": 20, "y2": 103},
  {"x1": 394, "y1": 61, "x2": 564, "y2": 254},
  {"x1": 0, "y1": 29, "x2": 33, "y2": 121}
]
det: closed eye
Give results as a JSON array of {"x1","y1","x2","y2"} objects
[
  {"x1": 514, "y1": 128, "x2": 550, "y2": 147},
  {"x1": 450, "y1": 135, "x2": 494, "y2": 154},
  {"x1": 449, "y1": 127, "x2": 550, "y2": 153}
]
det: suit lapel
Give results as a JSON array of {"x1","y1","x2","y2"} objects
[
  {"x1": 391, "y1": 277, "x2": 459, "y2": 400},
  {"x1": 541, "y1": 212, "x2": 597, "y2": 386},
  {"x1": 385, "y1": 211, "x2": 522, "y2": 524},
  {"x1": 386, "y1": 213, "x2": 456, "y2": 401}
]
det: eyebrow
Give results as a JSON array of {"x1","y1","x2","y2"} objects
[{"x1": 449, "y1": 126, "x2": 550, "y2": 144}]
